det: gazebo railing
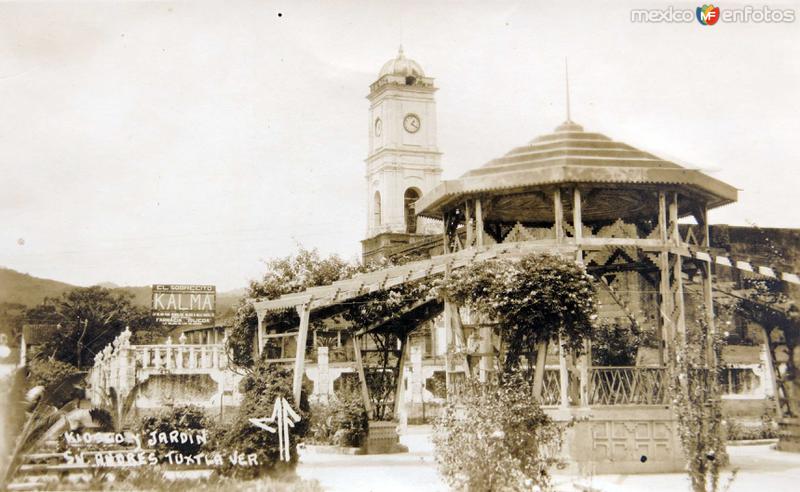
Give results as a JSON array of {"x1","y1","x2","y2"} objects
[{"x1": 588, "y1": 366, "x2": 668, "y2": 406}]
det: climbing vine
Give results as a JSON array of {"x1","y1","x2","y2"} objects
[
  {"x1": 670, "y1": 313, "x2": 729, "y2": 492},
  {"x1": 439, "y1": 253, "x2": 597, "y2": 372}
]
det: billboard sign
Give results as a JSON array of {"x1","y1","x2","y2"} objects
[{"x1": 151, "y1": 284, "x2": 216, "y2": 326}]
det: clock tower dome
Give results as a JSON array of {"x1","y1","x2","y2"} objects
[{"x1": 362, "y1": 47, "x2": 443, "y2": 262}]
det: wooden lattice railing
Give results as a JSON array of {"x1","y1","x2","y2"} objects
[
  {"x1": 541, "y1": 369, "x2": 561, "y2": 406},
  {"x1": 589, "y1": 366, "x2": 668, "y2": 405}
]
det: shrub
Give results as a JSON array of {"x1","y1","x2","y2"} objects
[
  {"x1": 591, "y1": 321, "x2": 654, "y2": 366},
  {"x1": 215, "y1": 361, "x2": 310, "y2": 479},
  {"x1": 136, "y1": 405, "x2": 210, "y2": 459},
  {"x1": 724, "y1": 416, "x2": 778, "y2": 441},
  {"x1": 27, "y1": 358, "x2": 81, "y2": 390},
  {"x1": 432, "y1": 372, "x2": 563, "y2": 491},
  {"x1": 308, "y1": 388, "x2": 368, "y2": 448}
]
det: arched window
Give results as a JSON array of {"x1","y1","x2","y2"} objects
[
  {"x1": 373, "y1": 191, "x2": 382, "y2": 228},
  {"x1": 404, "y1": 188, "x2": 421, "y2": 233}
]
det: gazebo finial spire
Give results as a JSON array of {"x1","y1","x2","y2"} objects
[{"x1": 565, "y1": 57, "x2": 572, "y2": 123}]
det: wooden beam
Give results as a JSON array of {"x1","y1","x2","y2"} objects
[
  {"x1": 573, "y1": 187, "x2": 583, "y2": 263},
  {"x1": 698, "y1": 202, "x2": 716, "y2": 367},
  {"x1": 657, "y1": 190, "x2": 671, "y2": 364},
  {"x1": 669, "y1": 192, "x2": 680, "y2": 245},
  {"x1": 442, "y1": 211, "x2": 450, "y2": 254},
  {"x1": 532, "y1": 341, "x2": 548, "y2": 400},
  {"x1": 292, "y1": 304, "x2": 311, "y2": 404},
  {"x1": 558, "y1": 335, "x2": 569, "y2": 409},
  {"x1": 475, "y1": 197, "x2": 484, "y2": 249},
  {"x1": 256, "y1": 313, "x2": 264, "y2": 358},
  {"x1": 353, "y1": 335, "x2": 374, "y2": 419},
  {"x1": 579, "y1": 340, "x2": 590, "y2": 408},
  {"x1": 465, "y1": 200, "x2": 473, "y2": 248},
  {"x1": 553, "y1": 188, "x2": 564, "y2": 243},
  {"x1": 658, "y1": 191, "x2": 667, "y2": 242},
  {"x1": 393, "y1": 336, "x2": 408, "y2": 420},
  {"x1": 449, "y1": 301, "x2": 472, "y2": 375}
]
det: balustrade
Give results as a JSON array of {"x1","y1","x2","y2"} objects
[
  {"x1": 133, "y1": 343, "x2": 227, "y2": 371},
  {"x1": 588, "y1": 366, "x2": 668, "y2": 405}
]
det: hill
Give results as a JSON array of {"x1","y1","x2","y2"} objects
[
  {"x1": 0, "y1": 267, "x2": 244, "y2": 315},
  {"x1": 0, "y1": 268, "x2": 75, "y2": 306}
]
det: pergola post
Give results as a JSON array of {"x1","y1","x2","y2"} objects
[
  {"x1": 292, "y1": 303, "x2": 311, "y2": 404},
  {"x1": 353, "y1": 334, "x2": 374, "y2": 419},
  {"x1": 256, "y1": 313, "x2": 265, "y2": 358},
  {"x1": 475, "y1": 197, "x2": 484, "y2": 248},
  {"x1": 442, "y1": 211, "x2": 450, "y2": 254},
  {"x1": 393, "y1": 335, "x2": 408, "y2": 420}
]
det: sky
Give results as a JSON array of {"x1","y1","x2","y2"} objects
[{"x1": 1, "y1": 1, "x2": 799, "y2": 291}]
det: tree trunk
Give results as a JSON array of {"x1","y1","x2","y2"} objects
[{"x1": 75, "y1": 319, "x2": 89, "y2": 368}]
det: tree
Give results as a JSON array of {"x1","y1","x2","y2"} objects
[{"x1": 28, "y1": 287, "x2": 164, "y2": 369}]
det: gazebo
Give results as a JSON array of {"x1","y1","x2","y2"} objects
[{"x1": 253, "y1": 118, "x2": 742, "y2": 471}]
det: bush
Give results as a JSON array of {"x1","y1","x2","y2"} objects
[
  {"x1": 136, "y1": 405, "x2": 210, "y2": 459},
  {"x1": 215, "y1": 361, "x2": 310, "y2": 479},
  {"x1": 725, "y1": 416, "x2": 778, "y2": 441},
  {"x1": 591, "y1": 321, "x2": 653, "y2": 366},
  {"x1": 27, "y1": 358, "x2": 81, "y2": 390},
  {"x1": 432, "y1": 372, "x2": 563, "y2": 491},
  {"x1": 308, "y1": 388, "x2": 368, "y2": 448}
]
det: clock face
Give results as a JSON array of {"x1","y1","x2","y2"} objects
[
  {"x1": 374, "y1": 118, "x2": 382, "y2": 137},
  {"x1": 403, "y1": 113, "x2": 421, "y2": 133}
]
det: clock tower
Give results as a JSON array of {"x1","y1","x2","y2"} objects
[{"x1": 362, "y1": 47, "x2": 443, "y2": 262}]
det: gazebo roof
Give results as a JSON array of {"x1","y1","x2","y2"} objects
[{"x1": 416, "y1": 121, "x2": 738, "y2": 219}]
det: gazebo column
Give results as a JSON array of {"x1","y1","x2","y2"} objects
[
  {"x1": 658, "y1": 191, "x2": 687, "y2": 369},
  {"x1": 553, "y1": 188, "x2": 564, "y2": 242},
  {"x1": 475, "y1": 197, "x2": 484, "y2": 248},
  {"x1": 695, "y1": 204, "x2": 716, "y2": 366},
  {"x1": 572, "y1": 187, "x2": 589, "y2": 407},
  {"x1": 669, "y1": 192, "x2": 687, "y2": 345},
  {"x1": 558, "y1": 334, "x2": 569, "y2": 409},
  {"x1": 573, "y1": 187, "x2": 583, "y2": 259},
  {"x1": 465, "y1": 200, "x2": 474, "y2": 248},
  {"x1": 657, "y1": 191, "x2": 673, "y2": 364}
]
